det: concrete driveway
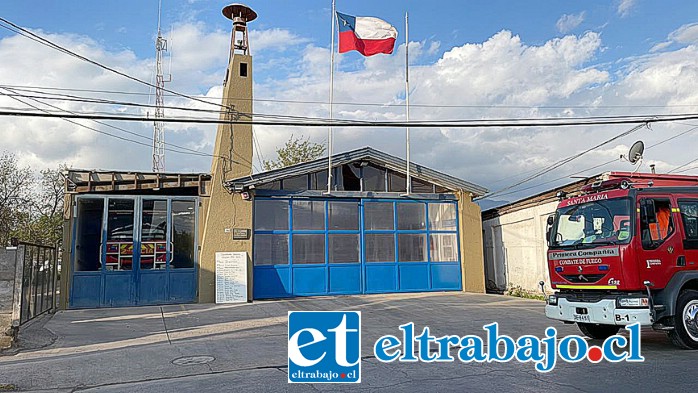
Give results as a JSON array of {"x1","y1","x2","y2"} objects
[{"x1": 0, "y1": 292, "x2": 693, "y2": 392}]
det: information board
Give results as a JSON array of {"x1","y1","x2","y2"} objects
[{"x1": 215, "y1": 252, "x2": 248, "y2": 303}]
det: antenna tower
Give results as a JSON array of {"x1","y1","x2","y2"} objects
[{"x1": 152, "y1": 1, "x2": 170, "y2": 172}]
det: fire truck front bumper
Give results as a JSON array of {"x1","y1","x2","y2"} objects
[{"x1": 545, "y1": 295, "x2": 653, "y2": 326}]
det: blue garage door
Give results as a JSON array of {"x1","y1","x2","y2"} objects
[
  {"x1": 70, "y1": 196, "x2": 198, "y2": 308},
  {"x1": 252, "y1": 198, "x2": 461, "y2": 299}
]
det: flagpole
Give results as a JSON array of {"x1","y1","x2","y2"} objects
[
  {"x1": 327, "y1": 0, "x2": 336, "y2": 194},
  {"x1": 405, "y1": 11, "x2": 411, "y2": 195}
]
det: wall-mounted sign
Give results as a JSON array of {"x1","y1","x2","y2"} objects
[
  {"x1": 232, "y1": 228, "x2": 251, "y2": 240},
  {"x1": 215, "y1": 251, "x2": 248, "y2": 303}
]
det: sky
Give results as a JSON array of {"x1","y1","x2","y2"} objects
[{"x1": 2, "y1": 0, "x2": 698, "y2": 203}]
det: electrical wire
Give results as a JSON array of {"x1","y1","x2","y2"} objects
[
  {"x1": 480, "y1": 123, "x2": 648, "y2": 199},
  {"x1": 669, "y1": 157, "x2": 698, "y2": 174},
  {"x1": 0, "y1": 88, "x2": 256, "y2": 168},
  {"x1": 2, "y1": 83, "x2": 698, "y2": 111},
  {"x1": 487, "y1": 124, "x2": 698, "y2": 199},
  {"x1": 4, "y1": 109, "x2": 698, "y2": 127},
  {"x1": 0, "y1": 87, "x2": 372, "y2": 124},
  {"x1": 0, "y1": 17, "x2": 232, "y2": 112}
]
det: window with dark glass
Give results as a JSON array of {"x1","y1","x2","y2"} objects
[
  {"x1": 679, "y1": 200, "x2": 698, "y2": 249},
  {"x1": 363, "y1": 165, "x2": 386, "y2": 191},
  {"x1": 292, "y1": 200, "x2": 325, "y2": 230},
  {"x1": 282, "y1": 175, "x2": 309, "y2": 191},
  {"x1": 254, "y1": 200, "x2": 289, "y2": 230},
  {"x1": 329, "y1": 201, "x2": 359, "y2": 230},
  {"x1": 172, "y1": 200, "x2": 196, "y2": 269},
  {"x1": 411, "y1": 178, "x2": 434, "y2": 193},
  {"x1": 397, "y1": 203, "x2": 426, "y2": 230},
  {"x1": 365, "y1": 233, "x2": 395, "y2": 262},
  {"x1": 329, "y1": 234, "x2": 359, "y2": 263},
  {"x1": 257, "y1": 181, "x2": 280, "y2": 190},
  {"x1": 388, "y1": 171, "x2": 406, "y2": 192},
  {"x1": 364, "y1": 202, "x2": 394, "y2": 230},
  {"x1": 398, "y1": 234, "x2": 427, "y2": 262},
  {"x1": 75, "y1": 198, "x2": 104, "y2": 272},
  {"x1": 254, "y1": 234, "x2": 289, "y2": 265},
  {"x1": 311, "y1": 171, "x2": 328, "y2": 190},
  {"x1": 293, "y1": 234, "x2": 325, "y2": 264}
]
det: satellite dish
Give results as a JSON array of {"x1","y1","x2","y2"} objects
[{"x1": 628, "y1": 141, "x2": 644, "y2": 164}]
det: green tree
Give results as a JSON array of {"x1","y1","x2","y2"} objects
[
  {"x1": 0, "y1": 152, "x2": 66, "y2": 247},
  {"x1": 0, "y1": 152, "x2": 33, "y2": 246},
  {"x1": 262, "y1": 135, "x2": 326, "y2": 171},
  {"x1": 18, "y1": 166, "x2": 66, "y2": 246}
]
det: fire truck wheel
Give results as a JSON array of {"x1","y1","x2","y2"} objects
[
  {"x1": 577, "y1": 323, "x2": 620, "y2": 340},
  {"x1": 668, "y1": 290, "x2": 698, "y2": 349}
]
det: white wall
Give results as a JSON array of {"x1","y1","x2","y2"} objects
[{"x1": 483, "y1": 201, "x2": 558, "y2": 293}]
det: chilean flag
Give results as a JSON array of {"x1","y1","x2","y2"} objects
[{"x1": 337, "y1": 12, "x2": 398, "y2": 56}]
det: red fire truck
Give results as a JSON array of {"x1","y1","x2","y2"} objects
[{"x1": 544, "y1": 172, "x2": 698, "y2": 348}]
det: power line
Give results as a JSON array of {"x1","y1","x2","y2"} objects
[
  {"x1": 0, "y1": 91, "x2": 224, "y2": 115},
  {"x1": 0, "y1": 88, "x2": 256, "y2": 168},
  {"x1": 669, "y1": 157, "x2": 698, "y2": 174},
  {"x1": 0, "y1": 17, "x2": 232, "y2": 112},
  {"x1": 4, "y1": 109, "x2": 698, "y2": 127},
  {"x1": 485, "y1": 124, "x2": 698, "y2": 199},
  {"x1": 480, "y1": 123, "x2": 648, "y2": 199},
  {"x1": 0, "y1": 87, "x2": 365, "y2": 124},
  {"x1": 674, "y1": 165, "x2": 698, "y2": 174},
  {"x1": 2, "y1": 83, "x2": 698, "y2": 111}
]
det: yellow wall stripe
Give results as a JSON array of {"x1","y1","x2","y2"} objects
[{"x1": 556, "y1": 284, "x2": 618, "y2": 290}]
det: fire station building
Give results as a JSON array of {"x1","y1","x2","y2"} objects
[{"x1": 58, "y1": 4, "x2": 488, "y2": 308}]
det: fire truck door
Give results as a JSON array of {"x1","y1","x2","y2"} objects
[{"x1": 638, "y1": 197, "x2": 683, "y2": 287}]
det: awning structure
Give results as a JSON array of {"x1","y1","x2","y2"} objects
[{"x1": 65, "y1": 170, "x2": 211, "y2": 195}]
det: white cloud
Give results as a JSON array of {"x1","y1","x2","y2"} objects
[
  {"x1": 669, "y1": 23, "x2": 698, "y2": 44},
  {"x1": 556, "y1": 12, "x2": 585, "y2": 34},
  {"x1": 250, "y1": 28, "x2": 311, "y2": 52},
  {"x1": 617, "y1": 0, "x2": 637, "y2": 17},
  {"x1": 651, "y1": 23, "x2": 698, "y2": 52},
  {"x1": 4, "y1": 19, "x2": 698, "y2": 201}
]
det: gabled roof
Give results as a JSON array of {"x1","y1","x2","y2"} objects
[{"x1": 226, "y1": 146, "x2": 488, "y2": 196}]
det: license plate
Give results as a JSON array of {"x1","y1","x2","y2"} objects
[{"x1": 573, "y1": 314, "x2": 591, "y2": 322}]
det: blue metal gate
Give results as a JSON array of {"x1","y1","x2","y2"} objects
[
  {"x1": 70, "y1": 196, "x2": 198, "y2": 308},
  {"x1": 252, "y1": 198, "x2": 462, "y2": 299}
]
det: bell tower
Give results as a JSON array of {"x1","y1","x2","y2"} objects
[{"x1": 199, "y1": 3, "x2": 256, "y2": 303}]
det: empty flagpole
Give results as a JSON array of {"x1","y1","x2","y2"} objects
[
  {"x1": 327, "y1": 0, "x2": 336, "y2": 194},
  {"x1": 405, "y1": 11, "x2": 411, "y2": 195}
]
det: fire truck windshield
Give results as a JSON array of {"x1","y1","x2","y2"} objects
[{"x1": 550, "y1": 197, "x2": 632, "y2": 248}]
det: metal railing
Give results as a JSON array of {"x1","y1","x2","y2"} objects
[{"x1": 18, "y1": 242, "x2": 58, "y2": 325}]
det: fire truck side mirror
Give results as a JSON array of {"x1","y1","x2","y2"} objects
[
  {"x1": 546, "y1": 215, "x2": 554, "y2": 242},
  {"x1": 640, "y1": 199, "x2": 657, "y2": 226}
]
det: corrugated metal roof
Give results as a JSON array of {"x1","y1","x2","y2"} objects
[{"x1": 226, "y1": 146, "x2": 488, "y2": 196}]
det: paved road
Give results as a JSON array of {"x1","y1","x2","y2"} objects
[{"x1": 0, "y1": 292, "x2": 694, "y2": 392}]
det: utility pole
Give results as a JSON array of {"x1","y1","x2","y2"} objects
[{"x1": 152, "y1": 0, "x2": 170, "y2": 173}]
